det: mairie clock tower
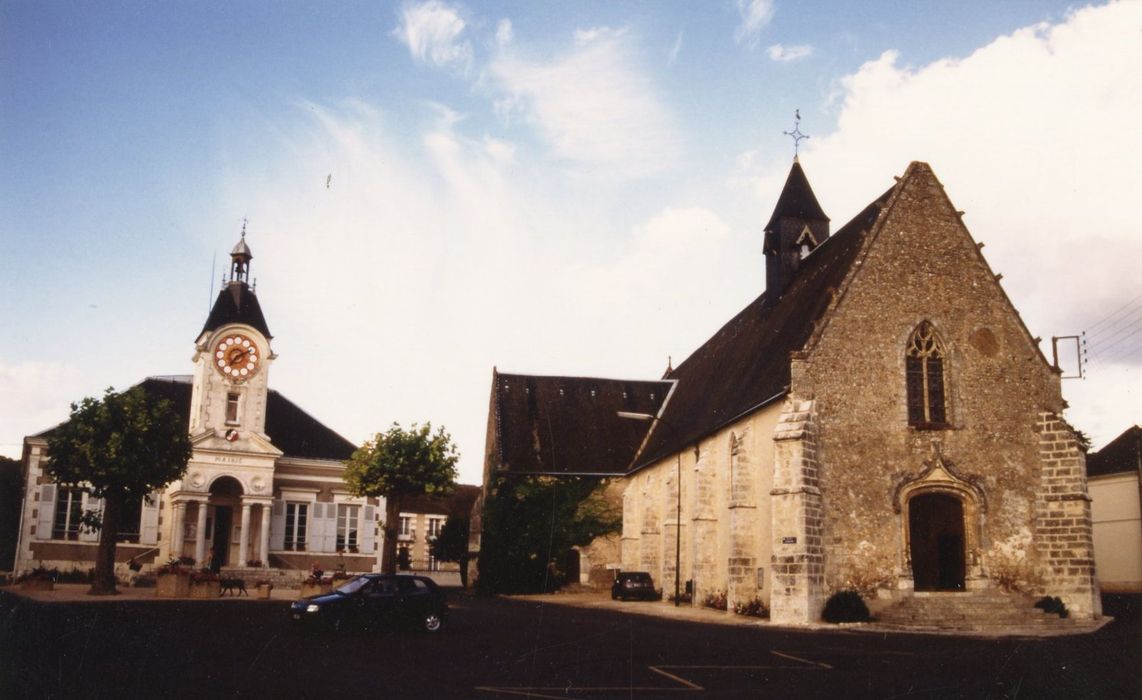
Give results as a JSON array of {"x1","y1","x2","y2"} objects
[{"x1": 188, "y1": 229, "x2": 277, "y2": 445}]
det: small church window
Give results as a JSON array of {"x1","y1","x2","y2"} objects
[{"x1": 906, "y1": 322, "x2": 947, "y2": 427}]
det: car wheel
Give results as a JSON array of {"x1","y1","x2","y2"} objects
[
  {"x1": 611, "y1": 591, "x2": 618, "y2": 600},
  {"x1": 422, "y1": 613, "x2": 444, "y2": 633}
]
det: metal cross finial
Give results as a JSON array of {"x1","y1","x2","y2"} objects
[{"x1": 783, "y1": 109, "x2": 809, "y2": 156}]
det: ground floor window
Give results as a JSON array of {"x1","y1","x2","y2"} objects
[
  {"x1": 285, "y1": 502, "x2": 309, "y2": 551},
  {"x1": 53, "y1": 487, "x2": 84, "y2": 540},
  {"x1": 337, "y1": 504, "x2": 360, "y2": 552}
]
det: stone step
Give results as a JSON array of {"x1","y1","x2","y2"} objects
[{"x1": 874, "y1": 591, "x2": 1071, "y2": 631}]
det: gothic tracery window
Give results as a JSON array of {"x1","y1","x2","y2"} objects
[{"x1": 906, "y1": 322, "x2": 947, "y2": 427}]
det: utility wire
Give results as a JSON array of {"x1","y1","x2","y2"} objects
[{"x1": 1086, "y1": 291, "x2": 1142, "y2": 335}]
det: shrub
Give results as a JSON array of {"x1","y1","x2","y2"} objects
[
  {"x1": 1033, "y1": 596, "x2": 1069, "y2": 618},
  {"x1": 822, "y1": 590, "x2": 870, "y2": 623},
  {"x1": 702, "y1": 590, "x2": 728, "y2": 611},
  {"x1": 733, "y1": 597, "x2": 769, "y2": 618}
]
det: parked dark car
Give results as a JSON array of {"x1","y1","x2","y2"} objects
[
  {"x1": 611, "y1": 571, "x2": 660, "y2": 601},
  {"x1": 290, "y1": 574, "x2": 448, "y2": 633}
]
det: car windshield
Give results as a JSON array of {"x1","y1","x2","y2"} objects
[{"x1": 333, "y1": 576, "x2": 369, "y2": 594}]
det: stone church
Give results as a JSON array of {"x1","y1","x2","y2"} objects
[
  {"x1": 13, "y1": 234, "x2": 382, "y2": 580},
  {"x1": 478, "y1": 159, "x2": 1100, "y2": 624}
]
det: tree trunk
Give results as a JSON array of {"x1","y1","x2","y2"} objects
[
  {"x1": 382, "y1": 495, "x2": 401, "y2": 575},
  {"x1": 90, "y1": 495, "x2": 120, "y2": 595}
]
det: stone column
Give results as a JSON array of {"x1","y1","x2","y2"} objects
[
  {"x1": 171, "y1": 501, "x2": 187, "y2": 557},
  {"x1": 238, "y1": 502, "x2": 252, "y2": 566},
  {"x1": 194, "y1": 500, "x2": 209, "y2": 566},
  {"x1": 260, "y1": 504, "x2": 271, "y2": 567}
]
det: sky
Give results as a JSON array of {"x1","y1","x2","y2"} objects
[{"x1": 2, "y1": 1, "x2": 1139, "y2": 485}]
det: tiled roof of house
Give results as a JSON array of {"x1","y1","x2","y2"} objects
[
  {"x1": 1086, "y1": 425, "x2": 1141, "y2": 477},
  {"x1": 35, "y1": 376, "x2": 355, "y2": 462},
  {"x1": 491, "y1": 372, "x2": 672, "y2": 475},
  {"x1": 200, "y1": 282, "x2": 272, "y2": 339}
]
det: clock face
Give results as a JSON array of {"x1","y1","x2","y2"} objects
[{"x1": 213, "y1": 333, "x2": 260, "y2": 382}]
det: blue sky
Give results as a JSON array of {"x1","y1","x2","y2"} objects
[{"x1": 2, "y1": 1, "x2": 1139, "y2": 483}]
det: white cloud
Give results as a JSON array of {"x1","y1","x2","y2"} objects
[
  {"x1": 393, "y1": 1, "x2": 473, "y2": 72},
  {"x1": 767, "y1": 43, "x2": 813, "y2": 62},
  {"x1": 495, "y1": 18, "x2": 513, "y2": 46},
  {"x1": 487, "y1": 27, "x2": 678, "y2": 177},
  {"x1": 735, "y1": 0, "x2": 775, "y2": 46},
  {"x1": 0, "y1": 361, "x2": 85, "y2": 458},
  {"x1": 762, "y1": 2, "x2": 1142, "y2": 448}
]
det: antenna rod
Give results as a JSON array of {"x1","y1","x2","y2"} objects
[{"x1": 208, "y1": 251, "x2": 216, "y2": 312}]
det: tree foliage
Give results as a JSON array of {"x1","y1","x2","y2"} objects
[
  {"x1": 46, "y1": 386, "x2": 191, "y2": 594},
  {"x1": 476, "y1": 475, "x2": 621, "y2": 595},
  {"x1": 344, "y1": 422, "x2": 458, "y2": 573},
  {"x1": 430, "y1": 516, "x2": 469, "y2": 563},
  {"x1": 0, "y1": 456, "x2": 22, "y2": 571}
]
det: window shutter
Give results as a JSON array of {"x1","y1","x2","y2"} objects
[
  {"x1": 140, "y1": 491, "x2": 161, "y2": 545},
  {"x1": 80, "y1": 493, "x2": 104, "y2": 542},
  {"x1": 321, "y1": 503, "x2": 337, "y2": 553},
  {"x1": 36, "y1": 484, "x2": 57, "y2": 540},
  {"x1": 360, "y1": 505, "x2": 376, "y2": 553},
  {"x1": 270, "y1": 499, "x2": 286, "y2": 551}
]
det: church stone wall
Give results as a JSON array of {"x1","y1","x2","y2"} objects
[
  {"x1": 794, "y1": 164, "x2": 1097, "y2": 618},
  {"x1": 619, "y1": 404, "x2": 778, "y2": 612}
]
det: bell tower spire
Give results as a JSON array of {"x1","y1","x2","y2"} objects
[{"x1": 229, "y1": 219, "x2": 253, "y2": 286}]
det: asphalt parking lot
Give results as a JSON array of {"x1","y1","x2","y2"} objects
[{"x1": 1, "y1": 586, "x2": 1138, "y2": 699}]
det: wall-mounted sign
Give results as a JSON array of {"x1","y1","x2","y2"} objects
[{"x1": 781, "y1": 536, "x2": 797, "y2": 544}]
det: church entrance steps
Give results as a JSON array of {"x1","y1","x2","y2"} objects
[{"x1": 874, "y1": 591, "x2": 1076, "y2": 632}]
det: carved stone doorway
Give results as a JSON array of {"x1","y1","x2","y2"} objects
[{"x1": 908, "y1": 493, "x2": 965, "y2": 591}]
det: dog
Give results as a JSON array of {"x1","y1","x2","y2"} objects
[{"x1": 220, "y1": 578, "x2": 248, "y2": 596}]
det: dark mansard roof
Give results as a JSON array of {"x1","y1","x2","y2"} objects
[
  {"x1": 201, "y1": 282, "x2": 272, "y2": 340},
  {"x1": 35, "y1": 376, "x2": 355, "y2": 462}
]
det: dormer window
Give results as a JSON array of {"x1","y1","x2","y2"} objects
[
  {"x1": 906, "y1": 322, "x2": 948, "y2": 428},
  {"x1": 795, "y1": 225, "x2": 819, "y2": 260}
]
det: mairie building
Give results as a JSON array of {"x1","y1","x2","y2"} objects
[
  {"x1": 477, "y1": 160, "x2": 1101, "y2": 625},
  {"x1": 13, "y1": 234, "x2": 383, "y2": 580}
]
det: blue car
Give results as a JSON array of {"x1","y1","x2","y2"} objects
[{"x1": 290, "y1": 574, "x2": 448, "y2": 633}]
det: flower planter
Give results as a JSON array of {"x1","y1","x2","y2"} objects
[
  {"x1": 155, "y1": 573, "x2": 191, "y2": 598},
  {"x1": 299, "y1": 582, "x2": 332, "y2": 598},
  {"x1": 21, "y1": 578, "x2": 54, "y2": 591},
  {"x1": 189, "y1": 580, "x2": 221, "y2": 598},
  {"x1": 255, "y1": 583, "x2": 274, "y2": 600}
]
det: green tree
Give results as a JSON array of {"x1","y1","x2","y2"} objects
[
  {"x1": 0, "y1": 456, "x2": 22, "y2": 571},
  {"x1": 477, "y1": 475, "x2": 621, "y2": 595},
  {"x1": 344, "y1": 422, "x2": 458, "y2": 574},
  {"x1": 430, "y1": 515, "x2": 470, "y2": 587},
  {"x1": 46, "y1": 387, "x2": 191, "y2": 595}
]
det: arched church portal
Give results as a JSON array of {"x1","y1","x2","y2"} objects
[{"x1": 907, "y1": 493, "x2": 965, "y2": 591}]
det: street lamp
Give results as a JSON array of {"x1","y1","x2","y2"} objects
[{"x1": 618, "y1": 411, "x2": 683, "y2": 607}]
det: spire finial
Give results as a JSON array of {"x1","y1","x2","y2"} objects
[
  {"x1": 241, "y1": 217, "x2": 248, "y2": 238},
  {"x1": 783, "y1": 109, "x2": 809, "y2": 158}
]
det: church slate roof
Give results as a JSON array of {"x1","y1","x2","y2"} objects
[
  {"x1": 491, "y1": 372, "x2": 672, "y2": 475},
  {"x1": 764, "y1": 158, "x2": 830, "y2": 231},
  {"x1": 35, "y1": 376, "x2": 356, "y2": 462},
  {"x1": 200, "y1": 283, "x2": 272, "y2": 340},
  {"x1": 635, "y1": 184, "x2": 894, "y2": 469},
  {"x1": 487, "y1": 165, "x2": 902, "y2": 476},
  {"x1": 1086, "y1": 425, "x2": 1141, "y2": 477}
]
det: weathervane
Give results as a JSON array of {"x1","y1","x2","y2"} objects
[
  {"x1": 241, "y1": 217, "x2": 248, "y2": 238},
  {"x1": 783, "y1": 109, "x2": 809, "y2": 157}
]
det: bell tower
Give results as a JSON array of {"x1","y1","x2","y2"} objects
[
  {"x1": 189, "y1": 226, "x2": 276, "y2": 445},
  {"x1": 763, "y1": 157, "x2": 830, "y2": 305}
]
